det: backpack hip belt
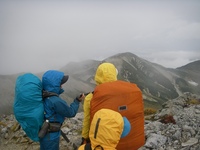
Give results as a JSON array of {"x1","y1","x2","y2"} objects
[{"x1": 48, "y1": 122, "x2": 62, "y2": 133}]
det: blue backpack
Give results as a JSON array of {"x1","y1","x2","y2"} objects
[{"x1": 13, "y1": 73, "x2": 44, "y2": 142}]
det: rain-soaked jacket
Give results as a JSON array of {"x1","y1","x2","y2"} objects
[
  {"x1": 79, "y1": 109, "x2": 124, "y2": 150},
  {"x1": 82, "y1": 63, "x2": 145, "y2": 150},
  {"x1": 81, "y1": 63, "x2": 117, "y2": 139},
  {"x1": 40, "y1": 70, "x2": 80, "y2": 149}
]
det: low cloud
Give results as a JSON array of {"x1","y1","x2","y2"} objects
[{"x1": 0, "y1": 0, "x2": 199, "y2": 75}]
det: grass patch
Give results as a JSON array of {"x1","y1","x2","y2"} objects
[
  {"x1": 187, "y1": 99, "x2": 200, "y2": 105},
  {"x1": 144, "y1": 108, "x2": 157, "y2": 116}
]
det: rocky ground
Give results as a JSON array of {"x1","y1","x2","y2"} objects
[
  {"x1": 0, "y1": 113, "x2": 83, "y2": 150},
  {"x1": 1, "y1": 92, "x2": 200, "y2": 150}
]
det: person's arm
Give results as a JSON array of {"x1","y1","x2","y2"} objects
[
  {"x1": 81, "y1": 93, "x2": 93, "y2": 140},
  {"x1": 53, "y1": 95, "x2": 84, "y2": 118}
]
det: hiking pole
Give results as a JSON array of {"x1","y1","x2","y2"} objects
[{"x1": 61, "y1": 130, "x2": 78, "y2": 150}]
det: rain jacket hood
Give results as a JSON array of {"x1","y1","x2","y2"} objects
[
  {"x1": 89, "y1": 109, "x2": 124, "y2": 150},
  {"x1": 42, "y1": 70, "x2": 65, "y2": 95},
  {"x1": 94, "y1": 63, "x2": 117, "y2": 85}
]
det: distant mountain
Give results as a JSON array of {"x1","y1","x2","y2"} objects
[
  {"x1": 0, "y1": 52, "x2": 199, "y2": 114},
  {"x1": 177, "y1": 60, "x2": 200, "y2": 72},
  {"x1": 103, "y1": 52, "x2": 200, "y2": 108}
]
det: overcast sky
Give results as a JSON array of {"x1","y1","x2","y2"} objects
[{"x1": 0, "y1": 0, "x2": 200, "y2": 75}]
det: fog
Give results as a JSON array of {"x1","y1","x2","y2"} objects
[{"x1": 0, "y1": 0, "x2": 200, "y2": 75}]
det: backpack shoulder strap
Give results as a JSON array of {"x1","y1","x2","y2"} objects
[
  {"x1": 42, "y1": 90, "x2": 58, "y2": 99},
  {"x1": 84, "y1": 143, "x2": 92, "y2": 150}
]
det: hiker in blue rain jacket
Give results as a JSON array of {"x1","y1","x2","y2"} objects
[{"x1": 40, "y1": 70, "x2": 85, "y2": 150}]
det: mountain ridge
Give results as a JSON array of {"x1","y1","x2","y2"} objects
[
  {"x1": 177, "y1": 60, "x2": 200, "y2": 72},
  {"x1": 0, "y1": 52, "x2": 199, "y2": 114}
]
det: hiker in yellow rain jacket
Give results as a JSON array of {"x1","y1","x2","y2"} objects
[
  {"x1": 78, "y1": 109, "x2": 131, "y2": 150},
  {"x1": 81, "y1": 62, "x2": 145, "y2": 150},
  {"x1": 81, "y1": 62, "x2": 118, "y2": 143}
]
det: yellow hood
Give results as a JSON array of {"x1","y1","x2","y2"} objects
[
  {"x1": 95, "y1": 63, "x2": 117, "y2": 85},
  {"x1": 89, "y1": 109, "x2": 124, "y2": 150}
]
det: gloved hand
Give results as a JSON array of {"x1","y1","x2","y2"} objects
[{"x1": 81, "y1": 137, "x2": 90, "y2": 145}]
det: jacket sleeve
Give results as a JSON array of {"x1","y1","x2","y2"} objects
[
  {"x1": 81, "y1": 93, "x2": 93, "y2": 139},
  {"x1": 53, "y1": 97, "x2": 80, "y2": 118}
]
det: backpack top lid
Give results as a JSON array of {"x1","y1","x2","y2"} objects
[{"x1": 13, "y1": 73, "x2": 44, "y2": 142}]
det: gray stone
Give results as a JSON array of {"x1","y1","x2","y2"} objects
[
  {"x1": 181, "y1": 138, "x2": 199, "y2": 147},
  {"x1": 1, "y1": 92, "x2": 200, "y2": 150},
  {"x1": 145, "y1": 133, "x2": 167, "y2": 148}
]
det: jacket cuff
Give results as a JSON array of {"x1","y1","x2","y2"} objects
[{"x1": 75, "y1": 98, "x2": 81, "y2": 103}]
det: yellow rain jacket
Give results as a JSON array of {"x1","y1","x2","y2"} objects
[
  {"x1": 79, "y1": 109, "x2": 123, "y2": 150},
  {"x1": 82, "y1": 62, "x2": 145, "y2": 150},
  {"x1": 82, "y1": 63, "x2": 117, "y2": 139}
]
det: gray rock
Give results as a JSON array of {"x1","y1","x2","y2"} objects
[
  {"x1": 0, "y1": 92, "x2": 200, "y2": 150},
  {"x1": 181, "y1": 138, "x2": 199, "y2": 147},
  {"x1": 145, "y1": 133, "x2": 167, "y2": 148}
]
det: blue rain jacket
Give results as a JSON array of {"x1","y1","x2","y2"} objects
[{"x1": 41, "y1": 70, "x2": 80, "y2": 142}]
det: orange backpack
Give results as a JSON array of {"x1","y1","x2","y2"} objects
[{"x1": 90, "y1": 80, "x2": 145, "y2": 150}]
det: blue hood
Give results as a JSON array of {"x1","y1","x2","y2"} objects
[{"x1": 42, "y1": 70, "x2": 65, "y2": 94}]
